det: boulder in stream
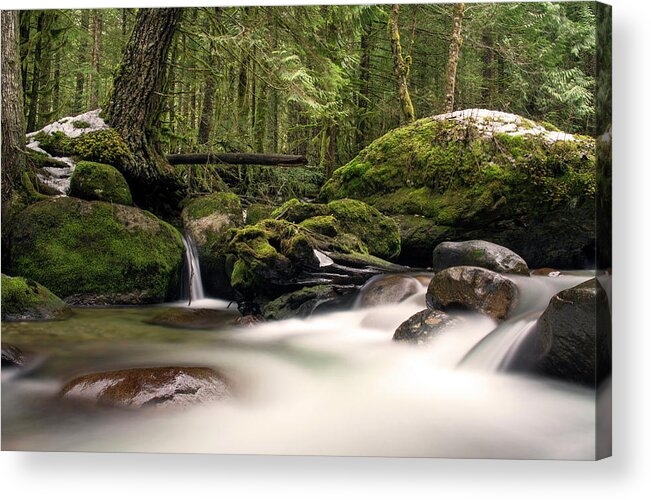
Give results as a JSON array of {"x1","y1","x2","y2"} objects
[
  {"x1": 358, "y1": 275, "x2": 421, "y2": 308},
  {"x1": 522, "y1": 278, "x2": 611, "y2": 386},
  {"x1": 1, "y1": 343, "x2": 25, "y2": 367},
  {"x1": 1, "y1": 274, "x2": 72, "y2": 321},
  {"x1": 426, "y1": 266, "x2": 517, "y2": 321},
  {"x1": 432, "y1": 240, "x2": 529, "y2": 275},
  {"x1": 320, "y1": 109, "x2": 596, "y2": 268},
  {"x1": 61, "y1": 367, "x2": 232, "y2": 409},
  {"x1": 393, "y1": 309, "x2": 459, "y2": 344},
  {"x1": 146, "y1": 307, "x2": 240, "y2": 329},
  {"x1": 7, "y1": 197, "x2": 184, "y2": 305}
]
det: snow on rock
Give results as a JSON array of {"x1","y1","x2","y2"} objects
[
  {"x1": 26, "y1": 109, "x2": 108, "y2": 196},
  {"x1": 26, "y1": 109, "x2": 108, "y2": 140},
  {"x1": 432, "y1": 109, "x2": 579, "y2": 143}
]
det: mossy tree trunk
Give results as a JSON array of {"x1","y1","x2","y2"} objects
[
  {"x1": 73, "y1": 10, "x2": 89, "y2": 114},
  {"x1": 88, "y1": 10, "x2": 102, "y2": 109},
  {"x1": 388, "y1": 4, "x2": 415, "y2": 124},
  {"x1": 444, "y1": 3, "x2": 465, "y2": 113},
  {"x1": 104, "y1": 7, "x2": 183, "y2": 213},
  {"x1": 1, "y1": 10, "x2": 28, "y2": 204}
]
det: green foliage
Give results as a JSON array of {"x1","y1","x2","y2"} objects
[
  {"x1": 69, "y1": 161, "x2": 133, "y2": 205},
  {"x1": 8, "y1": 197, "x2": 184, "y2": 302},
  {"x1": 72, "y1": 120, "x2": 91, "y2": 129}
]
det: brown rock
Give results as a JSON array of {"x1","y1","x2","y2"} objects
[
  {"x1": 426, "y1": 266, "x2": 517, "y2": 321},
  {"x1": 61, "y1": 366, "x2": 232, "y2": 409}
]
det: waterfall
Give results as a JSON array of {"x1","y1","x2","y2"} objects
[{"x1": 181, "y1": 234, "x2": 205, "y2": 305}]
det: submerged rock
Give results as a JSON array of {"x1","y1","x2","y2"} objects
[
  {"x1": 432, "y1": 240, "x2": 529, "y2": 275},
  {"x1": 61, "y1": 367, "x2": 232, "y2": 409},
  {"x1": 426, "y1": 266, "x2": 517, "y2": 321},
  {"x1": 147, "y1": 307, "x2": 239, "y2": 329},
  {"x1": 522, "y1": 278, "x2": 611, "y2": 386},
  {"x1": 1, "y1": 343, "x2": 25, "y2": 367},
  {"x1": 182, "y1": 192, "x2": 244, "y2": 298},
  {"x1": 321, "y1": 109, "x2": 596, "y2": 268},
  {"x1": 1, "y1": 274, "x2": 72, "y2": 321},
  {"x1": 69, "y1": 161, "x2": 133, "y2": 205},
  {"x1": 358, "y1": 275, "x2": 421, "y2": 307},
  {"x1": 8, "y1": 197, "x2": 184, "y2": 305},
  {"x1": 393, "y1": 309, "x2": 458, "y2": 344}
]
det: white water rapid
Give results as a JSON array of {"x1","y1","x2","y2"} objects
[{"x1": 3, "y1": 271, "x2": 601, "y2": 459}]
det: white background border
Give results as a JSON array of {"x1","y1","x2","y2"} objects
[{"x1": 2, "y1": 1, "x2": 649, "y2": 498}]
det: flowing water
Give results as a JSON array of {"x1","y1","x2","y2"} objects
[
  {"x1": 2, "y1": 271, "x2": 601, "y2": 459},
  {"x1": 181, "y1": 234, "x2": 206, "y2": 305}
]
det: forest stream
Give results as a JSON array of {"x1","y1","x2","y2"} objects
[{"x1": 2, "y1": 252, "x2": 604, "y2": 459}]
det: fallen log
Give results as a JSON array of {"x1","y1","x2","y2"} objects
[{"x1": 166, "y1": 152, "x2": 308, "y2": 166}]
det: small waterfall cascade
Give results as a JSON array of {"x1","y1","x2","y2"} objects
[{"x1": 181, "y1": 234, "x2": 205, "y2": 305}]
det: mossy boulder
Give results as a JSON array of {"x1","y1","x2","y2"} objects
[
  {"x1": 272, "y1": 198, "x2": 401, "y2": 260},
  {"x1": 8, "y1": 197, "x2": 184, "y2": 304},
  {"x1": 320, "y1": 110, "x2": 596, "y2": 268},
  {"x1": 1, "y1": 274, "x2": 71, "y2": 321},
  {"x1": 245, "y1": 203, "x2": 275, "y2": 225},
  {"x1": 181, "y1": 192, "x2": 244, "y2": 298},
  {"x1": 69, "y1": 161, "x2": 133, "y2": 205}
]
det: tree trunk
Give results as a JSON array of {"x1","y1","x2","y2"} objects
[
  {"x1": 167, "y1": 152, "x2": 307, "y2": 166},
  {"x1": 104, "y1": 8, "x2": 183, "y2": 211},
  {"x1": 388, "y1": 5, "x2": 415, "y2": 124},
  {"x1": 52, "y1": 48, "x2": 61, "y2": 115},
  {"x1": 197, "y1": 9, "x2": 221, "y2": 146},
  {"x1": 88, "y1": 10, "x2": 102, "y2": 109},
  {"x1": 19, "y1": 11, "x2": 31, "y2": 108},
  {"x1": 26, "y1": 12, "x2": 44, "y2": 133},
  {"x1": 481, "y1": 30, "x2": 493, "y2": 107},
  {"x1": 356, "y1": 17, "x2": 372, "y2": 149},
  {"x1": 444, "y1": 3, "x2": 465, "y2": 113},
  {"x1": 74, "y1": 10, "x2": 89, "y2": 114},
  {"x1": 1, "y1": 10, "x2": 27, "y2": 203}
]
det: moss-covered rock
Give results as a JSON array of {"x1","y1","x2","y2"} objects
[
  {"x1": 271, "y1": 198, "x2": 400, "y2": 260},
  {"x1": 181, "y1": 192, "x2": 244, "y2": 298},
  {"x1": 1, "y1": 274, "x2": 72, "y2": 321},
  {"x1": 320, "y1": 110, "x2": 596, "y2": 268},
  {"x1": 34, "y1": 128, "x2": 132, "y2": 169},
  {"x1": 8, "y1": 197, "x2": 184, "y2": 304},
  {"x1": 69, "y1": 161, "x2": 133, "y2": 205},
  {"x1": 245, "y1": 203, "x2": 275, "y2": 225}
]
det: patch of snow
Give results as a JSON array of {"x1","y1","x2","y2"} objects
[
  {"x1": 26, "y1": 109, "x2": 107, "y2": 139},
  {"x1": 432, "y1": 109, "x2": 583, "y2": 144},
  {"x1": 26, "y1": 110, "x2": 108, "y2": 195}
]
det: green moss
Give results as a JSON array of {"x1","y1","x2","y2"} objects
[
  {"x1": 72, "y1": 120, "x2": 91, "y2": 129},
  {"x1": 8, "y1": 198, "x2": 184, "y2": 303},
  {"x1": 1, "y1": 274, "x2": 71, "y2": 321},
  {"x1": 299, "y1": 215, "x2": 339, "y2": 237},
  {"x1": 320, "y1": 116, "x2": 595, "y2": 221},
  {"x1": 183, "y1": 192, "x2": 241, "y2": 221},
  {"x1": 327, "y1": 199, "x2": 401, "y2": 259},
  {"x1": 262, "y1": 285, "x2": 336, "y2": 320},
  {"x1": 34, "y1": 129, "x2": 132, "y2": 168},
  {"x1": 69, "y1": 161, "x2": 133, "y2": 205},
  {"x1": 245, "y1": 203, "x2": 275, "y2": 225},
  {"x1": 270, "y1": 198, "x2": 330, "y2": 223}
]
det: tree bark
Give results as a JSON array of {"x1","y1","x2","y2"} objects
[
  {"x1": 1, "y1": 10, "x2": 27, "y2": 203},
  {"x1": 26, "y1": 12, "x2": 44, "y2": 133},
  {"x1": 104, "y1": 8, "x2": 183, "y2": 211},
  {"x1": 167, "y1": 152, "x2": 307, "y2": 166},
  {"x1": 388, "y1": 5, "x2": 415, "y2": 124},
  {"x1": 356, "y1": 17, "x2": 372, "y2": 149},
  {"x1": 73, "y1": 10, "x2": 89, "y2": 114},
  {"x1": 444, "y1": 3, "x2": 465, "y2": 113},
  {"x1": 197, "y1": 9, "x2": 222, "y2": 146},
  {"x1": 88, "y1": 10, "x2": 102, "y2": 109},
  {"x1": 481, "y1": 30, "x2": 493, "y2": 107}
]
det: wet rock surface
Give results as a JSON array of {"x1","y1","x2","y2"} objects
[
  {"x1": 426, "y1": 266, "x2": 517, "y2": 321},
  {"x1": 432, "y1": 240, "x2": 529, "y2": 275},
  {"x1": 358, "y1": 275, "x2": 421, "y2": 308},
  {"x1": 393, "y1": 309, "x2": 458, "y2": 344},
  {"x1": 146, "y1": 307, "x2": 240, "y2": 329},
  {"x1": 60, "y1": 367, "x2": 232, "y2": 409},
  {"x1": 1, "y1": 343, "x2": 25, "y2": 367},
  {"x1": 521, "y1": 278, "x2": 611, "y2": 386}
]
